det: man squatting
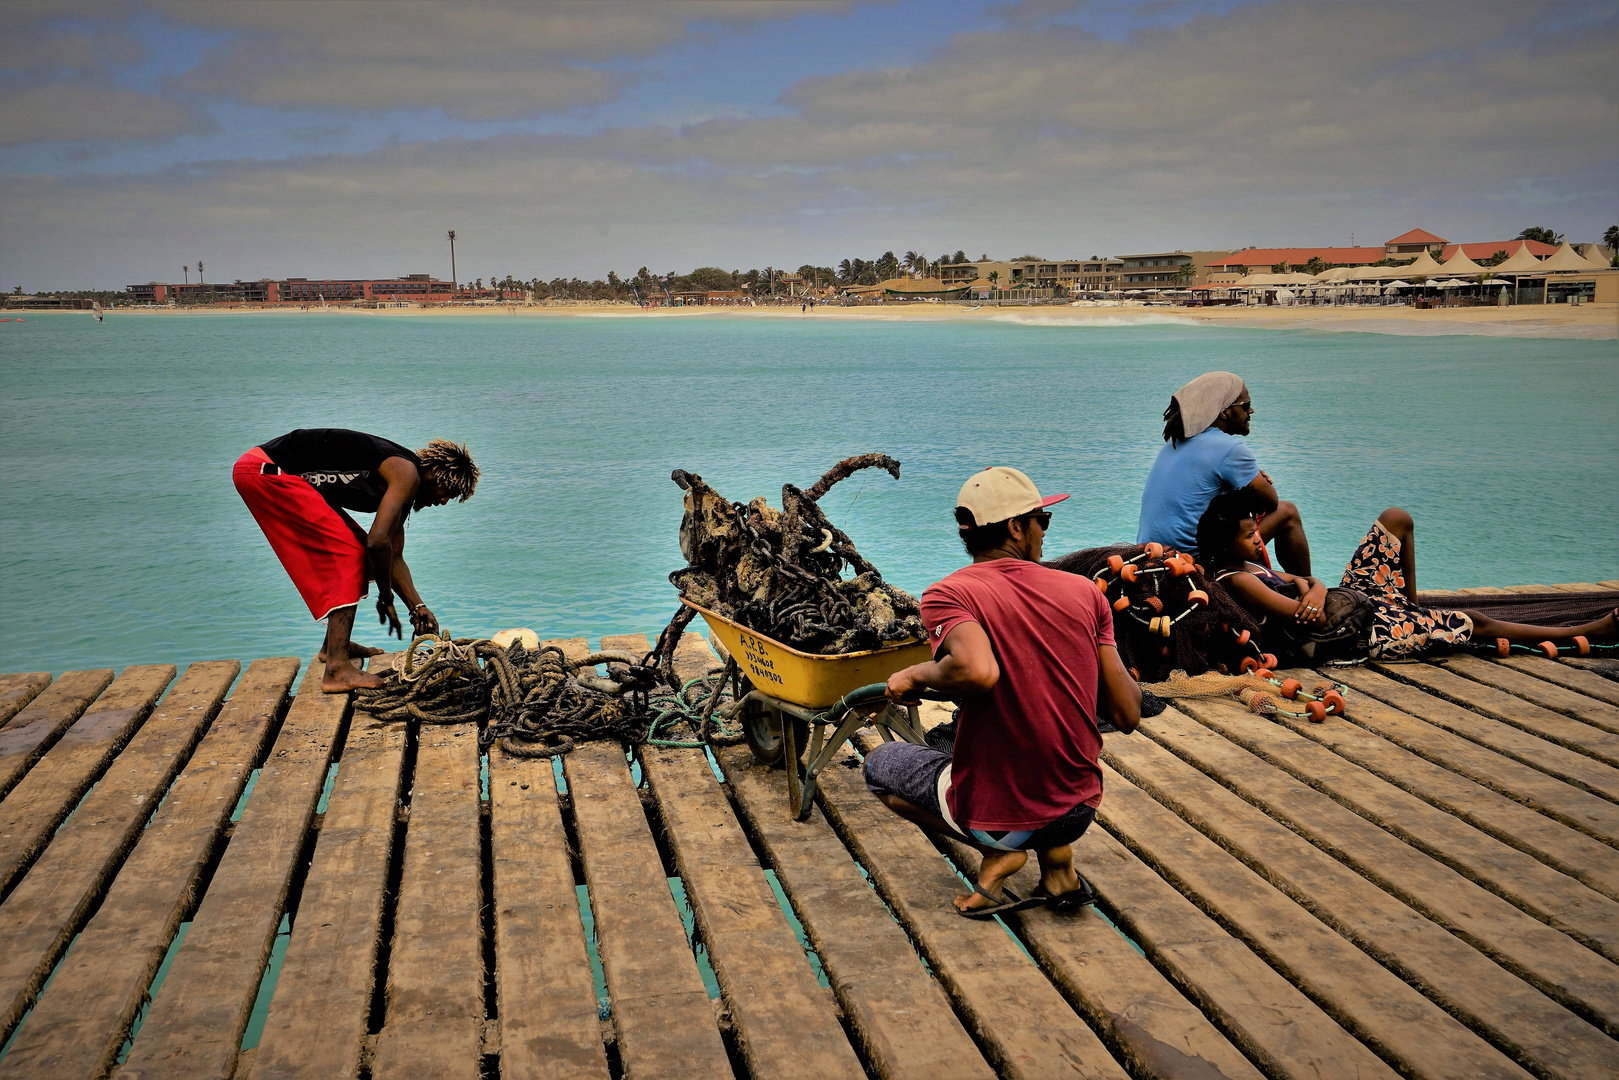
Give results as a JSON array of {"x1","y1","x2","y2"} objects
[
  {"x1": 865, "y1": 467, "x2": 1142, "y2": 917},
  {"x1": 233, "y1": 428, "x2": 480, "y2": 693}
]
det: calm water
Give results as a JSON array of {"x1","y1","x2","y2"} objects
[{"x1": 1, "y1": 311, "x2": 1615, "y2": 674}]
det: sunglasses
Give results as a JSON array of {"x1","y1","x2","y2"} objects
[{"x1": 1022, "y1": 511, "x2": 1052, "y2": 530}]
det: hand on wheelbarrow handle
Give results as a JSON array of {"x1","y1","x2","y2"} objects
[{"x1": 837, "y1": 683, "x2": 952, "y2": 712}]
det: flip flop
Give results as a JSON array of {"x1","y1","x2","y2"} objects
[
  {"x1": 955, "y1": 882, "x2": 1043, "y2": 919},
  {"x1": 1032, "y1": 876, "x2": 1097, "y2": 913}
]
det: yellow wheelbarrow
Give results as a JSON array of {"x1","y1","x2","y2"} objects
[{"x1": 684, "y1": 600, "x2": 934, "y2": 820}]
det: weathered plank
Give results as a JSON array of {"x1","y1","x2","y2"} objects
[
  {"x1": 1335, "y1": 666, "x2": 1619, "y2": 800},
  {"x1": 0, "y1": 668, "x2": 114, "y2": 800},
  {"x1": 1168, "y1": 697, "x2": 1619, "y2": 1036},
  {"x1": 1457, "y1": 586, "x2": 1512, "y2": 595},
  {"x1": 490, "y1": 751, "x2": 611, "y2": 1080},
  {"x1": 1497, "y1": 655, "x2": 1619, "y2": 708},
  {"x1": 631, "y1": 631, "x2": 866, "y2": 1080},
  {"x1": 1373, "y1": 661, "x2": 1619, "y2": 761},
  {"x1": 1276, "y1": 673, "x2": 1619, "y2": 899},
  {"x1": 815, "y1": 747, "x2": 1133, "y2": 1080},
  {"x1": 0, "y1": 663, "x2": 175, "y2": 897},
  {"x1": 0, "y1": 657, "x2": 298, "y2": 1078},
  {"x1": 253, "y1": 673, "x2": 410, "y2": 1080},
  {"x1": 565, "y1": 739, "x2": 733, "y2": 1080},
  {"x1": 0, "y1": 661, "x2": 235, "y2": 1044},
  {"x1": 722, "y1": 746, "x2": 998, "y2": 1080},
  {"x1": 371, "y1": 719, "x2": 485, "y2": 1080},
  {"x1": 117, "y1": 660, "x2": 350, "y2": 1080},
  {"x1": 0, "y1": 672, "x2": 51, "y2": 729},
  {"x1": 1313, "y1": 670, "x2": 1619, "y2": 849},
  {"x1": 1109, "y1": 718, "x2": 1613, "y2": 1080},
  {"x1": 1065, "y1": 819, "x2": 1400, "y2": 1080},
  {"x1": 1439, "y1": 654, "x2": 1619, "y2": 732}
]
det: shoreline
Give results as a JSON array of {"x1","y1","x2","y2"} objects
[{"x1": 31, "y1": 301, "x2": 1618, "y2": 338}]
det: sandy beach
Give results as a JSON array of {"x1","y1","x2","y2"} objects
[{"x1": 91, "y1": 300, "x2": 1618, "y2": 338}]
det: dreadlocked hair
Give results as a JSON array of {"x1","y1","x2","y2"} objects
[
  {"x1": 1162, "y1": 399, "x2": 1187, "y2": 445},
  {"x1": 418, "y1": 438, "x2": 480, "y2": 502}
]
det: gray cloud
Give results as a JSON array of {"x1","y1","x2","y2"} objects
[
  {"x1": 0, "y1": 83, "x2": 205, "y2": 145},
  {"x1": 160, "y1": 0, "x2": 848, "y2": 119}
]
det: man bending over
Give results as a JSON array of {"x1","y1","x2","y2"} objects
[
  {"x1": 864, "y1": 467, "x2": 1141, "y2": 917},
  {"x1": 233, "y1": 428, "x2": 479, "y2": 692},
  {"x1": 1137, "y1": 370, "x2": 1310, "y2": 573}
]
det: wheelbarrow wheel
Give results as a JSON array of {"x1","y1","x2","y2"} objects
[{"x1": 741, "y1": 699, "x2": 809, "y2": 767}]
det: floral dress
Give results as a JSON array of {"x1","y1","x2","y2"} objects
[{"x1": 1341, "y1": 520, "x2": 1472, "y2": 659}]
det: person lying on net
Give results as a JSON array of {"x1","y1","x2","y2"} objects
[
  {"x1": 863, "y1": 467, "x2": 1140, "y2": 918},
  {"x1": 1196, "y1": 493, "x2": 1617, "y2": 661},
  {"x1": 1138, "y1": 370, "x2": 1310, "y2": 574},
  {"x1": 233, "y1": 428, "x2": 479, "y2": 692}
]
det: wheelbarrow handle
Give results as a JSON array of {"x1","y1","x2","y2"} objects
[{"x1": 836, "y1": 683, "x2": 952, "y2": 713}]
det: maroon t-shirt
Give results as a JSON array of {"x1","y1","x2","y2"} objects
[{"x1": 921, "y1": 559, "x2": 1115, "y2": 830}]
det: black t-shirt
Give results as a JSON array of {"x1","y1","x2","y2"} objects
[{"x1": 259, "y1": 428, "x2": 419, "y2": 514}]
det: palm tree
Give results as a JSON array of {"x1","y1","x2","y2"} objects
[
  {"x1": 447, "y1": 230, "x2": 457, "y2": 291},
  {"x1": 837, "y1": 259, "x2": 852, "y2": 284},
  {"x1": 196, "y1": 260, "x2": 204, "y2": 284},
  {"x1": 182, "y1": 265, "x2": 189, "y2": 285},
  {"x1": 903, "y1": 251, "x2": 920, "y2": 276}
]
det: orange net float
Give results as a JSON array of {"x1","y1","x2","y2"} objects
[
  {"x1": 1496, "y1": 638, "x2": 1511, "y2": 657},
  {"x1": 1537, "y1": 641, "x2": 1558, "y2": 659},
  {"x1": 1144, "y1": 542, "x2": 1164, "y2": 560},
  {"x1": 1107, "y1": 555, "x2": 1125, "y2": 574},
  {"x1": 1120, "y1": 563, "x2": 1138, "y2": 583},
  {"x1": 1306, "y1": 700, "x2": 1327, "y2": 723},
  {"x1": 1322, "y1": 689, "x2": 1346, "y2": 714},
  {"x1": 1235, "y1": 629, "x2": 1251, "y2": 647},
  {"x1": 1113, "y1": 595, "x2": 1130, "y2": 612},
  {"x1": 1255, "y1": 668, "x2": 1273, "y2": 679},
  {"x1": 1260, "y1": 653, "x2": 1278, "y2": 669},
  {"x1": 1240, "y1": 656, "x2": 1260, "y2": 673},
  {"x1": 1573, "y1": 636, "x2": 1591, "y2": 656},
  {"x1": 1278, "y1": 678, "x2": 1303, "y2": 699},
  {"x1": 1186, "y1": 589, "x2": 1209, "y2": 607}
]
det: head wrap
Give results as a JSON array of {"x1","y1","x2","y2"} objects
[{"x1": 1172, "y1": 371, "x2": 1246, "y2": 439}]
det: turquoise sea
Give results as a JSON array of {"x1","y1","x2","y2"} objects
[{"x1": 1, "y1": 311, "x2": 1615, "y2": 675}]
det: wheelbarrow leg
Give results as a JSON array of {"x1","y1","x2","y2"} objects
[
  {"x1": 795, "y1": 712, "x2": 868, "y2": 821},
  {"x1": 782, "y1": 715, "x2": 804, "y2": 817}
]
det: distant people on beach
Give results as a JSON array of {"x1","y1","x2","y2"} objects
[
  {"x1": 1137, "y1": 371, "x2": 1310, "y2": 574},
  {"x1": 1197, "y1": 494, "x2": 1618, "y2": 660},
  {"x1": 865, "y1": 467, "x2": 1140, "y2": 917},
  {"x1": 233, "y1": 429, "x2": 479, "y2": 692}
]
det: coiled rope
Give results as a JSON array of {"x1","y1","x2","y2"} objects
[{"x1": 353, "y1": 631, "x2": 744, "y2": 757}]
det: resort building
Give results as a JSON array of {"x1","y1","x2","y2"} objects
[
  {"x1": 126, "y1": 274, "x2": 455, "y2": 305},
  {"x1": 1116, "y1": 251, "x2": 1232, "y2": 289},
  {"x1": 1209, "y1": 230, "x2": 1564, "y2": 281},
  {"x1": 1207, "y1": 246, "x2": 1387, "y2": 276},
  {"x1": 937, "y1": 259, "x2": 1126, "y2": 292}
]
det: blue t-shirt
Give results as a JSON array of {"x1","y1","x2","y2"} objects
[{"x1": 1136, "y1": 429, "x2": 1259, "y2": 551}]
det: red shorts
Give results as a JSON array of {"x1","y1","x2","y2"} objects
[{"x1": 234, "y1": 447, "x2": 368, "y2": 621}]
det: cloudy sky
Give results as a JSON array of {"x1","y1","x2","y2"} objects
[{"x1": 2, "y1": 0, "x2": 1614, "y2": 291}]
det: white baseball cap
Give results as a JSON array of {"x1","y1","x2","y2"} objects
[{"x1": 956, "y1": 467, "x2": 1069, "y2": 527}]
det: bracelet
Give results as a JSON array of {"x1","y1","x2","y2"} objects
[{"x1": 410, "y1": 603, "x2": 429, "y2": 614}]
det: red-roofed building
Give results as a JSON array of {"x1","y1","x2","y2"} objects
[
  {"x1": 1207, "y1": 247, "x2": 1387, "y2": 272},
  {"x1": 1385, "y1": 229, "x2": 1448, "y2": 255}
]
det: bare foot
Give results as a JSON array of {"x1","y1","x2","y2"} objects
[
  {"x1": 954, "y1": 849, "x2": 1027, "y2": 913},
  {"x1": 318, "y1": 642, "x2": 385, "y2": 662},
  {"x1": 323, "y1": 664, "x2": 384, "y2": 694}
]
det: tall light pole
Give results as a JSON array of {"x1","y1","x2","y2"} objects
[{"x1": 447, "y1": 230, "x2": 457, "y2": 295}]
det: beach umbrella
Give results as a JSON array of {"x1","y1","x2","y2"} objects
[
  {"x1": 1435, "y1": 279, "x2": 1464, "y2": 288},
  {"x1": 1482, "y1": 278, "x2": 1511, "y2": 286}
]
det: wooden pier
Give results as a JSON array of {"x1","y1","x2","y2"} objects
[{"x1": 1, "y1": 591, "x2": 1617, "y2": 1079}]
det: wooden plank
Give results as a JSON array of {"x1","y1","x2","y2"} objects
[
  {"x1": 815, "y1": 749, "x2": 1134, "y2": 1080},
  {"x1": 0, "y1": 663, "x2": 176, "y2": 897},
  {"x1": 1166, "y1": 697, "x2": 1619, "y2": 1036},
  {"x1": 116, "y1": 660, "x2": 350, "y2": 1080},
  {"x1": 565, "y1": 740, "x2": 733, "y2": 1080},
  {"x1": 1599, "y1": 580, "x2": 1619, "y2": 590},
  {"x1": 0, "y1": 673, "x2": 51, "y2": 729},
  {"x1": 1497, "y1": 655, "x2": 1619, "y2": 708},
  {"x1": 1545, "y1": 582, "x2": 1606, "y2": 592},
  {"x1": 1503, "y1": 584, "x2": 1551, "y2": 594},
  {"x1": 1439, "y1": 654, "x2": 1619, "y2": 731},
  {"x1": 1275, "y1": 672, "x2": 1619, "y2": 898},
  {"x1": 1311, "y1": 669, "x2": 1619, "y2": 849},
  {"x1": 0, "y1": 668, "x2": 114, "y2": 800},
  {"x1": 1108, "y1": 720, "x2": 1611, "y2": 1080},
  {"x1": 253, "y1": 667, "x2": 410, "y2": 1080},
  {"x1": 1457, "y1": 587, "x2": 1512, "y2": 595},
  {"x1": 722, "y1": 747, "x2": 998, "y2": 1080},
  {"x1": 0, "y1": 657, "x2": 298, "y2": 1078},
  {"x1": 632, "y1": 631, "x2": 866, "y2": 1080},
  {"x1": 1059, "y1": 811, "x2": 1400, "y2": 1080},
  {"x1": 1096, "y1": 759, "x2": 1534, "y2": 1080},
  {"x1": 1373, "y1": 661, "x2": 1619, "y2": 756},
  {"x1": 0, "y1": 661, "x2": 235, "y2": 1043},
  {"x1": 371, "y1": 720, "x2": 485, "y2": 1080},
  {"x1": 1335, "y1": 666, "x2": 1619, "y2": 800},
  {"x1": 490, "y1": 752, "x2": 611, "y2": 1080}
]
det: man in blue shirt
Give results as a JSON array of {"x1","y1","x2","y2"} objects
[{"x1": 1137, "y1": 372, "x2": 1311, "y2": 573}]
